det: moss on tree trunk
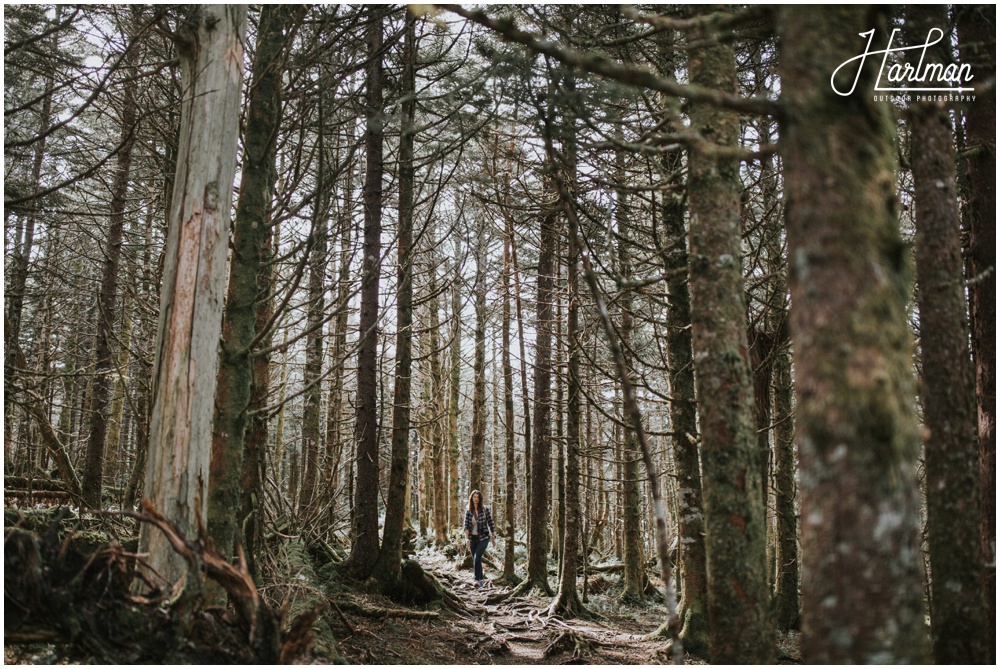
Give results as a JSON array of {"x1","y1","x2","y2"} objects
[{"x1": 778, "y1": 6, "x2": 929, "y2": 662}]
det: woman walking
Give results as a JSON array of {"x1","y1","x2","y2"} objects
[{"x1": 464, "y1": 489, "x2": 496, "y2": 587}]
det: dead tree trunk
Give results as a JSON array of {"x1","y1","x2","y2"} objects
[{"x1": 138, "y1": 4, "x2": 248, "y2": 587}]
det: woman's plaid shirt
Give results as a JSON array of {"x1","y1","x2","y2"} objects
[{"x1": 464, "y1": 506, "x2": 495, "y2": 538}]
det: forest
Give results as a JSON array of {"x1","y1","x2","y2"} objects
[{"x1": 3, "y1": 4, "x2": 995, "y2": 665}]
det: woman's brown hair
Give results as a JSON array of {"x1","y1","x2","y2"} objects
[{"x1": 468, "y1": 489, "x2": 484, "y2": 513}]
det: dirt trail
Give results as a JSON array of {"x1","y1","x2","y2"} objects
[{"x1": 338, "y1": 546, "x2": 681, "y2": 665}]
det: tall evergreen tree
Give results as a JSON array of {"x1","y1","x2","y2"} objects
[{"x1": 779, "y1": 6, "x2": 928, "y2": 662}]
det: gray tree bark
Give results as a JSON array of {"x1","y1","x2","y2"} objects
[{"x1": 138, "y1": 4, "x2": 247, "y2": 587}]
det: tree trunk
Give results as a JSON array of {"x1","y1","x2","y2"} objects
[
  {"x1": 373, "y1": 14, "x2": 416, "y2": 590},
  {"x1": 82, "y1": 26, "x2": 138, "y2": 508},
  {"x1": 325, "y1": 138, "x2": 355, "y2": 493},
  {"x1": 687, "y1": 17, "x2": 773, "y2": 663},
  {"x1": 772, "y1": 340, "x2": 797, "y2": 630},
  {"x1": 448, "y1": 244, "x2": 462, "y2": 527},
  {"x1": 299, "y1": 95, "x2": 329, "y2": 517},
  {"x1": 523, "y1": 198, "x2": 556, "y2": 595},
  {"x1": 502, "y1": 231, "x2": 518, "y2": 581},
  {"x1": 470, "y1": 243, "x2": 487, "y2": 494},
  {"x1": 346, "y1": 5, "x2": 385, "y2": 580},
  {"x1": 660, "y1": 149, "x2": 709, "y2": 655},
  {"x1": 429, "y1": 262, "x2": 448, "y2": 545},
  {"x1": 510, "y1": 219, "x2": 533, "y2": 536},
  {"x1": 956, "y1": 6, "x2": 996, "y2": 651},
  {"x1": 207, "y1": 4, "x2": 293, "y2": 574},
  {"x1": 909, "y1": 5, "x2": 988, "y2": 662},
  {"x1": 138, "y1": 4, "x2": 248, "y2": 587},
  {"x1": 778, "y1": 6, "x2": 928, "y2": 662},
  {"x1": 616, "y1": 135, "x2": 644, "y2": 606},
  {"x1": 549, "y1": 119, "x2": 585, "y2": 618},
  {"x1": 6, "y1": 10, "x2": 57, "y2": 446}
]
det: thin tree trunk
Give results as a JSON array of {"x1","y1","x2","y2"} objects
[
  {"x1": 552, "y1": 267, "x2": 564, "y2": 566},
  {"x1": 616, "y1": 133, "x2": 644, "y2": 605},
  {"x1": 373, "y1": 14, "x2": 417, "y2": 590},
  {"x1": 207, "y1": 5, "x2": 293, "y2": 574},
  {"x1": 509, "y1": 216, "x2": 533, "y2": 536},
  {"x1": 138, "y1": 4, "x2": 248, "y2": 587},
  {"x1": 448, "y1": 243, "x2": 462, "y2": 527},
  {"x1": 428, "y1": 262, "x2": 448, "y2": 545},
  {"x1": 909, "y1": 5, "x2": 988, "y2": 662},
  {"x1": 502, "y1": 232, "x2": 518, "y2": 581},
  {"x1": 346, "y1": 5, "x2": 385, "y2": 579},
  {"x1": 549, "y1": 111, "x2": 585, "y2": 617},
  {"x1": 299, "y1": 94, "x2": 329, "y2": 516},
  {"x1": 325, "y1": 142, "x2": 355, "y2": 493},
  {"x1": 470, "y1": 239, "x2": 487, "y2": 494},
  {"x1": 772, "y1": 339, "x2": 797, "y2": 630},
  {"x1": 522, "y1": 198, "x2": 556, "y2": 596},
  {"x1": 82, "y1": 28, "x2": 138, "y2": 508},
  {"x1": 778, "y1": 6, "x2": 928, "y2": 662}
]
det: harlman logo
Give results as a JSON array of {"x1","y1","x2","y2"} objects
[{"x1": 832, "y1": 28, "x2": 976, "y2": 103}]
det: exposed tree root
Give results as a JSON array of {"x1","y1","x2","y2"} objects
[
  {"x1": 329, "y1": 598, "x2": 441, "y2": 620},
  {"x1": 544, "y1": 630, "x2": 595, "y2": 660},
  {"x1": 494, "y1": 571, "x2": 523, "y2": 587},
  {"x1": 647, "y1": 601, "x2": 709, "y2": 659},
  {"x1": 511, "y1": 575, "x2": 554, "y2": 598},
  {"x1": 4, "y1": 503, "x2": 332, "y2": 663},
  {"x1": 547, "y1": 590, "x2": 597, "y2": 621}
]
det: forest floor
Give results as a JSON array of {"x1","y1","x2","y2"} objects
[
  {"x1": 325, "y1": 545, "x2": 802, "y2": 665},
  {"x1": 3, "y1": 506, "x2": 802, "y2": 664}
]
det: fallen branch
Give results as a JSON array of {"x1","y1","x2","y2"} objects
[{"x1": 328, "y1": 598, "x2": 440, "y2": 620}]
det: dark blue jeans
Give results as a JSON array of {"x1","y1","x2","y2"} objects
[{"x1": 470, "y1": 535, "x2": 489, "y2": 580}]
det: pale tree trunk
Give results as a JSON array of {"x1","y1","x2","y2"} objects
[
  {"x1": 549, "y1": 100, "x2": 586, "y2": 616},
  {"x1": 687, "y1": 15, "x2": 773, "y2": 663},
  {"x1": 510, "y1": 219, "x2": 533, "y2": 534},
  {"x1": 138, "y1": 4, "x2": 247, "y2": 587},
  {"x1": 778, "y1": 6, "x2": 928, "y2": 662},
  {"x1": 428, "y1": 260, "x2": 448, "y2": 544},
  {"x1": 422, "y1": 238, "x2": 448, "y2": 544},
  {"x1": 346, "y1": 5, "x2": 385, "y2": 579},
  {"x1": 909, "y1": 5, "x2": 988, "y2": 662}
]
